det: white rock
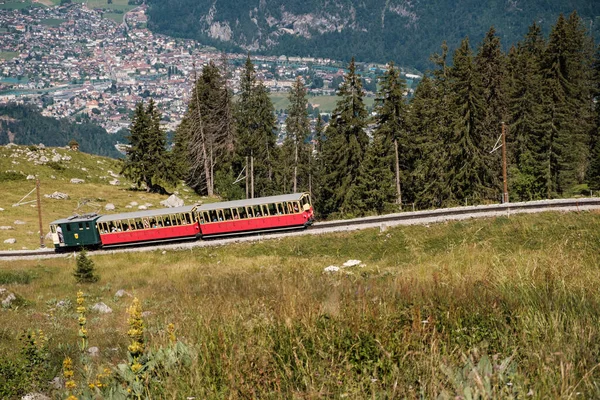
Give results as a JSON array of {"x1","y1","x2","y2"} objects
[
  {"x1": 61, "y1": 156, "x2": 71, "y2": 161},
  {"x1": 50, "y1": 175, "x2": 56, "y2": 179},
  {"x1": 21, "y1": 393, "x2": 50, "y2": 400},
  {"x1": 0, "y1": 207, "x2": 4, "y2": 211},
  {"x1": 109, "y1": 179, "x2": 120, "y2": 185},
  {"x1": 115, "y1": 289, "x2": 129, "y2": 298},
  {"x1": 2, "y1": 292, "x2": 16, "y2": 306},
  {"x1": 160, "y1": 194, "x2": 184, "y2": 208},
  {"x1": 51, "y1": 154, "x2": 61, "y2": 162},
  {"x1": 37, "y1": 143, "x2": 45, "y2": 149},
  {"x1": 91, "y1": 303, "x2": 112, "y2": 314},
  {"x1": 143, "y1": 203, "x2": 153, "y2": 207},
  {"x1": 129, "y1": 201, "x2": 138, "y2": 206},
  {"x1": 323, "y1": 266, "x2": 340, "y2": 273},
  {"x1": 44, "y1": 191, "x2": 69, "y2": 200},
  {"x1": 49, "y1": 376, "x2": 63, "y2": 390},
  {"x1": 138, "y1": 205, "x2": 147, "y2": 210},
  {"x1": 4, "y1": 238, "x2": 16, "y2": 244},
  {"x1": 70, "y1": 178, "x2": 84, "y2": 184},
  {"x1": 125, "y1": 205, "x2": 132, "y2": 209},
  {"x1": 88, "y1": 346, "x2": 100, "y2": 357},
  {"x1": 104, "y1": 203, "x2": 115, "y2": 211},
  {"x1": 14, "y1": 220, "x2": 26, "y2": 225},
  {"x1": 342, "y1": 259, "x2": 362, "y2": 268},
  {"x1": 26, "y1": 174, "x2": 35, "y2": 180},
  {"x1": 38, "y1": 156, "x2": 49, "y2": 163},
  {"x1": 0, "y1": 226, "x2": 13, "y2": 230},
  {"x1": 81, "y1": 167, "x2": 88, "y2": 172},
  {"x1": 141, "y1": 311, "x2": 152, "y2": 317}
]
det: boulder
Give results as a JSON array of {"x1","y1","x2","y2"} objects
[
  {"x1": 138, "y1": 205, "x2": 147, "y2": 210},
  {"x1": 44, "y1": 191, "x2": 69, "y2": 200},
  {"x1": 61, "y1": 156, "x2": 71, "y2": 161},
  {"x1": 38, "y1": 156, "x2": 49, "y2": 164},
  {"x1": 0, "y1": 208, "x2": 4, "y2": 211},
  {"x1": 0, "y1": 226, "x2": 13, "y2": 230},
  {"x1": 70, "y1": 178, "x2": 85, "y2": 184},
  {"x1": 51, "y1": 154, "x2": 61, "y2": 162},
  {"x1": 37, "y1": 143, "x2": 45, "y2": 149},
  {"x1": 26, "y1": 175, "x2": 35, "y2": 180},
  {"x1": 342, "y1": 259, "x2": 363, "y2": 268},
  {"x1": 160, "y1": 194, "x2": 184, "y2": 208},
  {"x1": 115, "y1": 289, "x2": 130, "y2": 298},
  {"x1": 129, "y1": 201, "x2": 138, "y2": 206},
  {"x1": 4, "y1": 238, "x2": 16, "y2": 244},
  {"x1": 109, "y1": 179, "x2": 120, "y2": 186},
  {"x1": 91, "y1": 302, "x2": 112, "y2": 314},
  {"x1": 104, "y1": 203, "x2": 115, "y2": 211},
  {"x1": 2, "y1": 292, "x2": 16, "y2": 307},
  {"x1": 323, "y1": 266, "x2": 340, "y2": 273}
]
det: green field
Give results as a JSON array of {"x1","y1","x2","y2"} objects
[
  {"x1": 270, "y1": 93, "x2": 376, "y2": 114},
  {"x1": 73, "y1": 0, "x2": 133, "y2": 12},
  {"x1": 40, "y1": 18, "x2": 66, "y2": 26},
  {"x1": 0, "y1": 0, "x2": 42, "y2": 9},
  {"x1": 2, "y1": 208, "x2": 600, "y2": 398},
  {"x1": 0, "y1": 51, "x2": 18, "y2": 60}
]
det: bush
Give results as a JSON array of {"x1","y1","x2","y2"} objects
[
  {"x1": 46, "y1": 161, "x2": 65, "y2": 171},
  {"x1": 73, "y1": 250, "x2": 99, "y2": 283},
  {"x1": 0, "y1": 171, "x2": 26, "y2": 182}
]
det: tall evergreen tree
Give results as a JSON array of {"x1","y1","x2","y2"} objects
[
  {"x1": 235, "y1": 55, "x2": 277, "y2": 198},
  {"x1": 122, "y1": 99, "x2": 175, "y2": 193},
  {"x1": 319, "y1": 58, "x2": 369, "y2": 217},
  {"x1": 507, "y1": 23, "x2": 549, "y2": 200},
  {"x1": 373, "y1": 62, "x2": 409, "y2": 207},
  {"x1": 588, "y1": 45, "x2": 600, "y2": 190},
  {"x1": 282, "y1": 77, "x2": 310, "y2": 193},
  {"x1": 174, "y1": 61, "x2": 234, "y2": 196},
  {"x1": 411, "y1": 45, "x2": 454, "y2": 208},
  {"x1": 448, "y1": 37, "x2": 493, "y2": 203}
]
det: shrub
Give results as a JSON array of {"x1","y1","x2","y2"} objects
[
  {"x1": 47, "y1": 161, "x2": 65, "y2": 171},
  {"x1": 73, "y1": 250, "x2": 99, "y2": 283},
  {"x1": 0, "y1": 171, "x2": 26, "y2": 182}
]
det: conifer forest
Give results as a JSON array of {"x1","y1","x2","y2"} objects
[{"x1": 124, "y1": 12, "x2": 600, "y2": 219}]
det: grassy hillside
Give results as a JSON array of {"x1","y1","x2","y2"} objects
[
  {"x1": 1, "y1": 210, "x2": 600, "y2": 398},
  {"x1": 0, "y1": 144, "x2": 204, "y2": 250}
]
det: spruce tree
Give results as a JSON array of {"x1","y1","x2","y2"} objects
[
  {"x1": 319, "y1": 58, "x2": 369, "y2": 217},
  {"x1": 73, "y1": 250, "x2": 98, "y2": 284},
  {"x1": 121, "y1": 99, "x2": 175, "y2": 193},
  {"x1": 174, "y1": 61, "x2": 234, "y2": 196},
  {"x1": 373, "y1": 62, "x2": 409, "y2": 207},
  {"x1": 588, "y1": 45, "x2": 600, "y2": 190},
  {"x1": 448, "y1": 37, "x2": 492, "y2": 204},
  {"x1": 235, "y1": 55, "x2": 277, "y2": 197},
  {"x1": 282, "y1": 77, "x2": 310, "y2": 193}
]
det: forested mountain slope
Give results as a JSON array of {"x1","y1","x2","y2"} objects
[
  {"x1": 0, "y1": 105, "x2": 125, "y2": 158},
  {"x1": 146, "y1": 0, "x2": 600, "y2": 69}
]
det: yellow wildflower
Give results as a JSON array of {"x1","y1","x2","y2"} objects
[
  {"x1": 65, "y1": 379, "x2": 77, "y2": 389},
  {"x1": 67, "y1": 396, "x2": 78, "y2": 400},
  {"x1": 167, "y1": 323, "x2": 176, "y2": 343},
  {"x1": 88, "y1": 382, "x2": 96, "y2": 390},
  {"x1": 131, "y1": 362, "x2": 143, "y2": 374}
]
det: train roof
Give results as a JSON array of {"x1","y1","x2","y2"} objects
[
  {"x1": 198, "y1": 193, "x2": 307, "y2": 211},
  {"x1": 96, "y1": 205, "x2": 198, "y2": 222},
  {"x1": 50, "y1": 213, "x2": 101, "y2": 225}
]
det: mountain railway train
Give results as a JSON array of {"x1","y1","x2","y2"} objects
[{"x1": 49, "y1": 193, "x2": 314, "y2": 252}]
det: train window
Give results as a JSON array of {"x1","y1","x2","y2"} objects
[
  {"x1": 50, "y1": 225, "x2": 56, "y2": 233},
  {"x1": 201, "y1": 211, "x2": 209, "y2": 224},
  {"x1": 149, "y1": 219, "x2": 157, "y2": 228},
  {"x1": 261, "y1": 204, "x2": 269, "y2": 216},
  {"x1": 177, "y1": 214, "x2": 183, "y2": 225},
  {"x1": 208, "y1": 210, "x2": 216, "y2": 222},
  {"x1": 85, "y1": 222, "x2": 90, "y2": 229},
  {"x1": 78, "y1": 222, "x2": 83, "y2": 230},
  {"x1": 66, "y1": 224, "x2": 71, "y2": 232},
  {"x1": 238, "y1": 207, "x2": 247, "y2": 219},
  {"x1": 253, "y1": 206, "x2": 261, "y2": 217},
  {"x1": 128, "y1": 219, "x2": 136, "y2": 230},
  {"x1": 293, "y1": 202, "x2": 300, "y2": 213},
  {"x1": 268, "y1": 203, "x2": 277, "y2": 215},
  {"x1": 246, "y1": 207, "x2": 254, "y2": 218},
  {"x1": 183, "y1": 213, "x2": 191, "y2": 224},
  {"x1": 223, "y1": 209, "x2": 232, "y2": 221},
  {"x1": 231, "y1": 208, "x2": 239, "y2": 220}
]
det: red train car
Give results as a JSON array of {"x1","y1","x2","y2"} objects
[
  {"x1": 197, "y1": 193, "x2": 314, "y2": 237},
  {"x1": 96, "y1": 205, "x2": 200, "y2": 246}
]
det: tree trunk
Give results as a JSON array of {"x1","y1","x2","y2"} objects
[
  {"x1": 245, "y1": 156, "x2": 249, "y2": 199},
  {"x1": 293, "y1": 138, "x2": 298, "y2": 193},
  {"x1": 251, "y1": 154, "x2": 254, "y2": 199},
  {"x1": 209, "y1": 144, "x2": 214, "y2": 196},
  {"x1": 394, "y1": 138, "x2": 402, "y2": 208}
]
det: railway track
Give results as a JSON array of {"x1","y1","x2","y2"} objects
[{"x1": 1, "y1": 197, "x2": 599, "y2": 260}]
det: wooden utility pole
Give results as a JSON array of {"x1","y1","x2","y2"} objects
[
  {"x1": 250, "y1": 154, "x2": 254, "y2": 199},
  {"x1": 36, "y1": 178, "x2": 45, "y2": 248},
  {"x1": 245, "y1": 156, "x2": 249, "y2": 199},
  {"x1": 502, "y1": 122, "x2": 509, "y2": 203}
]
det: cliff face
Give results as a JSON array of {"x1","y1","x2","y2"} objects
[{"x1": 147, "y1": 0, "x2": 600, "y2": 69}]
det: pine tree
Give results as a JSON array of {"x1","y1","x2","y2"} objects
[
  {"x1": 235, "y1": 55, "x2": 277, "y2": 198},
  {"x1": 507, "y1": 23, "x2": 548, "y2": 200},
  {"x1": 588, "y1": 45, "x2": 600, "y2": 190},
  {"x1": 319, "y1": 58, "x2": 369, "y2": 217},
  {"x1": 174, "y1": 61, "x2": 234, "y2": 196},
  {"x1": 282, "y1": 77, "x2": 310, "y2": 193},
  {"x1": 73, "y1": 250, "x2": 98, "y2": 283},
  {"x1": 373, "y1": 61, "x2": 409, "y2": 208},
  {"x1": 411, "y1": 45, "x2": 454, "y2": 208},
  {"x1": 448, "y1": 37, "x2": 493, "y2": 204},
  {"x1": 121, "y1": 99, "x2": 176, "y2": 193}
]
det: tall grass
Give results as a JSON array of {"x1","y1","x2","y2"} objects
[{"x1": 1, "y1": 211, "x2": 600, "y2": 398}]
